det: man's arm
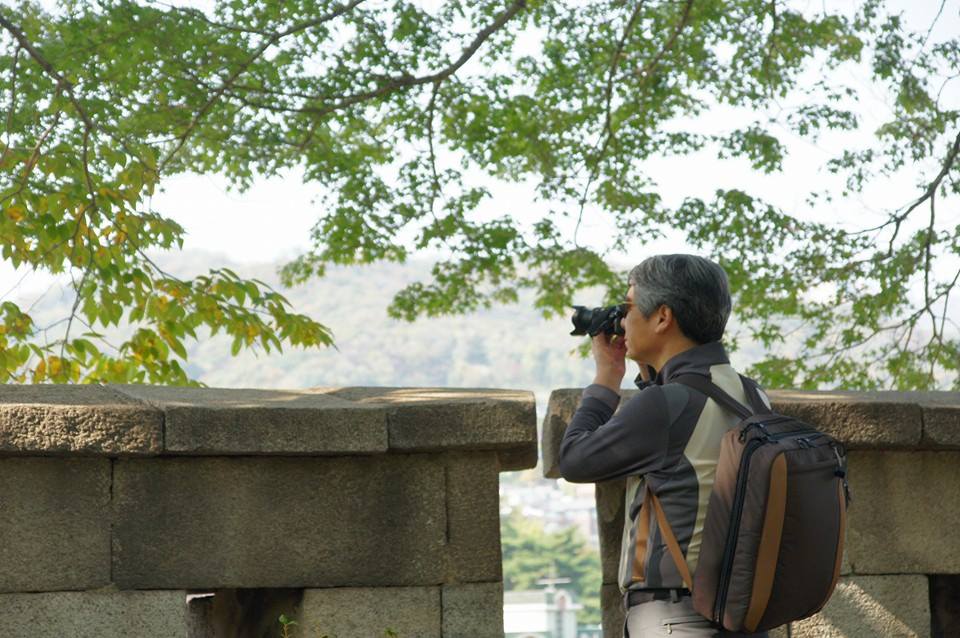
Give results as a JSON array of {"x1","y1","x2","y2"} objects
[{"x1": 558, "y1": 383, "x2": 670, "y2": 483}]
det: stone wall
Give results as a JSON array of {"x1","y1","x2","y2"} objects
[
  {"x1": 541, "y1": 388, "x2": 960, "y2": 638},
  {"x1": 0, "y1": 385, "x2": 538, "y2": 638}
]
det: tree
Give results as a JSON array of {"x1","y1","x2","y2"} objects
[
  {"x1": 0, "y1": 0, "x2": 957, "y2": 388},
  {"x1": 501, "y1": 511, "x2": 603, "y2": 626}
]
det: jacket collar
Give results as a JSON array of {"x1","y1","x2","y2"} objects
[{"x1": 654, "y1": 340, "x2": 729, "y2": 385}]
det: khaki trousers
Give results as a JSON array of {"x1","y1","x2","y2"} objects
[{"x1": 624, "y1": 598, "x2": 770, "y2": 637}]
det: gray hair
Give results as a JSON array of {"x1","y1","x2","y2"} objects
[{"x1": 627, "y1": 254, "x2": 732, "y2": 344}]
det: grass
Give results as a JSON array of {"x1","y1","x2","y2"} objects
[{"x1": 278, "y1": 613, "x2": 400, "y2": 638}]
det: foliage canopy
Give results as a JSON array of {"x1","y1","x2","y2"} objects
[{"x1": 0, "y1": 0, "x2": 958, "y2": 388}]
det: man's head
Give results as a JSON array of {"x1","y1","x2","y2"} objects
[{"x1": 622, "y1": 254, "x2": 732, "y2": 368}]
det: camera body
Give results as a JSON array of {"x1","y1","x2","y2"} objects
[{"x1": 570, "y1": 304, "x2": 627, "y2": 337}]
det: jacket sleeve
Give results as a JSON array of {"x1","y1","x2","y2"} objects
[{"x1": 558, "y1": 383, "x2": 671, "y2": 483}]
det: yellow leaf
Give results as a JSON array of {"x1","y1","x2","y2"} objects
[{"x1": 5, "y1": 206, "x2": 25, "y2": 222}]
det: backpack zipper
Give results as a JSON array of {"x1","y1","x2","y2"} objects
[{"x1": 714, "y1": 427, "x2": 817, "y2": 624}]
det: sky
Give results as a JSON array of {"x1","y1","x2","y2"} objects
[{"x1": 1, "y1": 0, "x2": 958, "y2": 375}]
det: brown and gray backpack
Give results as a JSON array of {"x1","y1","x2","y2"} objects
[{"x1": 648, "y1": 373, "x2": 850, "y2": 633}]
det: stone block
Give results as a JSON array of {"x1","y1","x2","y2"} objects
[
  {"x1": 596, "y1": 480, "x2": 626, "y2": 585},
  {"x1": 111, "y1": 385, "x2": 388, "y2": 455},
  {"x1": 0, "y1": 458, "x2": 110, "y2": 592},
  {"x1": 112, "y1": 455, "x2": 446, "y2": 589},
  {"x1": 541, "y1": 389, "x2": 581, "y2": 478},
  {"x1": 322, "y1": 387, "x2": 537, "y2": 454},
  {"x1": 846, "y1": 451, "x2": 960, "y2": 573},
  {"x1": 767, "y1": 390, "x2": 922, "y2": 449},
  {"x1": 0, "y1": 384, "x2": 161, "y2": 455},
  {"x1": 0, "y1": 590, "x2": 195, "y2": 638},
  {"x1": 442, "y1": 582, "x2": 503, "y2": 638},
  {"x1": 601, "y1": 582, "x2": 625, "y2": 638},
  {"x1": 298, "y1": 586, "x2": 441, "y2": 638},
  {"x1": 918, "y1": 394, "x2": 960, "y2": 448},
  {"x1": 788, "y1": 575, "x2": 930, "y2": 637},
  {"x1": 497, "y1": 445, "x2": 539, "y2": 472},
  {"x1": 443, "y1": 452, "x2": 502, "y2": 583}
]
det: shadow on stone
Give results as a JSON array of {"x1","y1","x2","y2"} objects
[
  {"x1": 930, "y1": 575, "x2": 960, "y2": 638},
  {"x1": 206, "y1": 588, "x2": 304, "y2": 638}
]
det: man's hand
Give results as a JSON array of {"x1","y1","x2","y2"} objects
[{"x1": 591, "y1": 332, "x2": 627, "y2": 392}]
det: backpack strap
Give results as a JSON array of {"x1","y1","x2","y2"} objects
[
  {"x1": 672, "y1": 373, "x2": 754, "y2": 420},
  {"x1": 738, "y1": 374, "x2": 774, "y2": 416},
  {"x1": 647, "y1": 487, "x2": 694, "y2": 590}
]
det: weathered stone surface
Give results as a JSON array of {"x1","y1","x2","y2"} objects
[
  {"x1": 596, "y1": 480, "x2": 626, "y2": 585},
  {"x1": 768, "y1": 390, "x2": 922, "y2": 449},
  {"x1": 113, "y1": 455, "x2": 446, "y2": 589},
  {"x1": 299, "y1": 586, "x2": 441, "y2": 638},
  {"x1": 0, "y1": 384, "x2": 161, "y2": 455},
  {"x1": 442, "y1": 582, "x2": 503, "y2": 638},
  {"x1": 0, "y1": 458, "x2": 110, "y2": 592},
  {"x1": 322, "y1": 387, "x2": 537, "y2": 456},
  {"x1": 444, "y1": 452, "x2": 502, "y2": 583},
  {"x1": 111, "y1": 385, "x2": 388, "y2": 455},
  {"x1": 0, "y1": 590, "x2": 194, "y2": 638},
  {"x1": 846, "y1": 451, "x2": 960, "y2": 574},
  {"x1": 788, "y1": 575, "x2": 930, "y2": 638},
  {"x1": 601, "y1": 583, "x2": 625, "y2": 638}
]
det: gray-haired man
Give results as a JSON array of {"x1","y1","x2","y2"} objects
[{"x1": 559, "y1": 254, "x2": 772, "y2": 637}]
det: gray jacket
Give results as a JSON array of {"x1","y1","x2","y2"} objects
[{"x1": 558, "y1": 341, "x2": 772, "y2": 592}]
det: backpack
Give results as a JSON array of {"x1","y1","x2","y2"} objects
[{"x1": 646, "y1": 373, "x2": 850, "y2": 633}]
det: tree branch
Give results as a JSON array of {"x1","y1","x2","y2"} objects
[
  {"x1": 1, "y1": 44, "x2": 20, "y2": 166},
  {"x1": 292, "y1": 0, "x2": 526, "y2": 119},
  {"x1": 572, "y1": 0, "x2": 646, "y2": 246},
  {"x1": 157, "y1": 0, "x2": 368, "y2": 173},
  {"x1": 853, "y1": 129, "x2": 960, "y2": 253},
  {"x1": 574, "y1": 0, "x2": 693, "y2": 246},
  {"x1": 0, "y1": 12, "x2": 95, "y2": 131}
]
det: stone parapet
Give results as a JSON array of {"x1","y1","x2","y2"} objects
[
  {"x1": 0, "y1": 385, "x2": 536, "y2": 637},
  {"x1": 0, "y1": 384, "x2": 537, "y2": 460}
]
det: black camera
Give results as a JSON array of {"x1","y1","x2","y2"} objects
[{"x1": 570, "y1": 304, "x2": 628, "y2": 337}]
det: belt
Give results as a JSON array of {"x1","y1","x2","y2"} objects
[{"x1": 626, "y1": 588, "x2": 691, "y2": 607}]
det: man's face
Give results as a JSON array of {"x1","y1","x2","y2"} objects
[{"x1": 622, "y1": 284, "x2": 656, "y2": 362}]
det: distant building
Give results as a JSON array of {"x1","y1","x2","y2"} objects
[{"x1": 504, "y1": 582, "x2": 602, "y2": 638}]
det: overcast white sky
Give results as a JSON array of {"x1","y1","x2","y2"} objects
[{"x1": 2, "y1": 1, "x2": 958, "y2": 323}]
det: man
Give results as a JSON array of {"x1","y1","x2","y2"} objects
[{"x1": 558, "y1": 254, "x2": 771, "y2": 637}]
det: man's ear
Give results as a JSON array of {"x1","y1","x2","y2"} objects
[{"x1": 654, "y1": 304, "x2": 672, "y2": 333}]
